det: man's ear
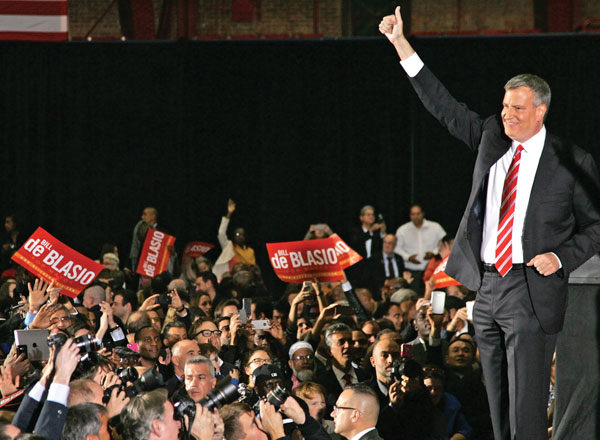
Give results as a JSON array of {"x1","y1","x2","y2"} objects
[
  {"x1": 151, "y1": 418, "x2": 163, "y2": 436},
  {"x1": 536, "y1": 104, "x2": 547, "y2": 122},
  {"x1": 370, "y1": 356, "x2": 376, "y2": 368}
]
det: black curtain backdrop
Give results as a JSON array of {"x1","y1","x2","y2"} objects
[{"x1": 1, "y1": 34, "x2": 599, "y2": 295}]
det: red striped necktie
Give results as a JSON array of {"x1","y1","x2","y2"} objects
[{"x1": 495, "y1": 144, "x2": 524, "y2": 276}]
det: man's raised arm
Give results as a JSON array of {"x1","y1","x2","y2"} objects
[{"x1": 379, "y1": 6, "x2": 415, "y2": 61}]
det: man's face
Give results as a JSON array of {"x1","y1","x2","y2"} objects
[
  {"x1": 195, "y1": 277, "x2": 209, "y2": 293},
  {"x1": 351, "y1": 330, "x2": 368, "y2": 361},
  {"x1": 102, "y1": 257, "x2": 118, "y2": 271},
  {"x1": 218, "y1": 319, "x2": 231, "y2": 345},
  {"x1": 381, "y1": 278, "x2": 402, "y2": 299},
  {"x1": 501, "y1": 86, "x2": 546, "y2": 143},
  {"x1": 384, "y1": 304, "x2": 403, "y2": 331},
  {"x1": 370, "y1": 339, "x2": 400, "y2": 382},
  {"x1": 329, "y1": 331, "x2": 353, "y2": 369},
  {"x1": 289, "y1": 348, "x2": 315, "y2": 381},
  {"x1": 272, "y1": 309, "x2": 285, "y2": 326},
  {"x1": 446, "y1": 341, "x2": 475, "y2": 368},
  {"x1": 221, "y1": 305, "x2": 238, "y2": 318},
  {"x1": 238, "y1": 411, "x2": 268, "y2": 440},
  {"x1": 361, "y1": 322, "x2": 379, "y2": 344},
  {"x1": 424, "y1": 377, "x2": 444, "y2": 406},
  {"x1": 331, "y1": 390, "x2": 357, "y2": 436},
  {"x1": 137, "y1": 327, "x2": 161, "y2": 361},
  {"x1": 410, "y1": 206, "x2": 424, "y2": 227},
  {"x1": 141, "y1": 208, "x2": 157, "y2": 225},
  {"x1": 198, "y1": 295, "x2": 213, "y2": 317},
  {"x1": 4, "y1": 217, "x2": 15, "y2": 233},
  {"x1": 164, "y1": 327, "x2": 187, "y2": 348},
  {"x1": 49, "y1": 309, "x2": 72, "y2": 330},
  {"x1": 413, "y1": 308, "x2": 431, "y2": 339},
  {"x1": 233, "y1": 228, "x2": 246, "y2": 246},
  {"x1": 111, "y1": 294, "x2": 130, "y2": 321},
  {"x1": 172, "y1": 340, "x2": 200, "y2": 376},
  {"x1": 147, "y1": 311, "x2": 162, "y2": 333},
  {"x1": 158, "y1": 401, "x2": 181, "y2": 440},
  {"x1": 194, "y1": 321, "x2": 221, "y2": 350},
  {"x1": 360, "y1": 209, "x2": 375, "y2": 227},
  {"x1": 245, "y1": 350, "x2": 272, "y2": 377},
  {"x1": 185, "y1": 362, "x2": 216, "y2": 402},
  {"x1": 382, "y1": 235, "x2": 397, "y2": 255}
]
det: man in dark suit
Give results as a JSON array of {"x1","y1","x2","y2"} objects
[
  {"x1": 364, "y1": 234, "x2": 407, "y2": 299},
  {"x1": 331, "y1": 384, "x2": 384, "y2": 440},
  {"x1": 380, "y1": 7, "x2": 600, "y2": 440}
]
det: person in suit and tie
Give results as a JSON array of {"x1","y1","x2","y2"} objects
[
  {"x1": 331, "y1": 384, "x2": 384, "y2": 440},
  {"x1": 364, "y1": 234, "x2": 410, "y2": 299},
  {"x1": 380, "y1": 7, "x2": 600, "y2": 440}
]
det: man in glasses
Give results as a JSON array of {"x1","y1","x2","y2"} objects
[
  {"x1": 331, "y1": 384, "x2": 383, "y2": 440},
  {"x1": 288, "y1": 341, "x2": 317, "y2": 390}
]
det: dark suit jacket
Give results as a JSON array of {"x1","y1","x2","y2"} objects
[
  {"x1": 13, "y1": 392, "x2": 67, "y2": 440},
  {"x1": 357, "y1": 428, "x2": 384, "y2": 440},
  {"x1": 364, "y1": 252, "x2": 405, "y2": 298},
  {"x1": 408, "y1": 65, "x2": 600, "y2": 334},
  {"x1": 314, "y1": 367, "x2": 371, "y2": 407}
]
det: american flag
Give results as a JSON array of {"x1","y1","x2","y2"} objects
[{"x1": 0, "y1": 0, "x2": 67, "y2": 41}]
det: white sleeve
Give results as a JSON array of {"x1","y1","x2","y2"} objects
[
  {"x1": 399, "y1": 52, "x2": 425, "y2": 78},
  {"x1": 218, "y1": 217, "x2": 230, "y2": 249}
]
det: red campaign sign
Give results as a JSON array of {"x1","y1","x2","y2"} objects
[
  {"x1": 136, "y1": 228, "x2": 176, "y2": 278},
  {"x1": 11, "y1": 227, "x2": 104, "y2": 298},
  {"x1": 433, "y1": 255, "x2": 462, "y2": 289},
  {"x1": 266, "y1": 236, "x2": 362, "y2": 283},
  {"x1": 328, "y1": 234, "x2": 363, "y2": 269},
  {"x1": 182, "y1": 241, "x2": 215, "y2": 262}
]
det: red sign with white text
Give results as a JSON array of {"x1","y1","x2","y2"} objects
[
  {"x1": 433, "y1": 255, "x2": 462, "y2": 289},
  {"x1": 328, "y1": 234, "x2": 363, "y2": 269},
  {"x1": 182, "y1": 241, "x2": 215, "y2": 262},
  {"x1": 11, "y1": 227, "x2": 104, "y2": 298},
  {"x1": 266, "y1": 236, "x2": 362, "y2": 283},
  {"x1": 136, "y1": 228, "x2": 176, "y2": 278}
]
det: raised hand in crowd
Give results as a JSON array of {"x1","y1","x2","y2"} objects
[
  {"x1": 169, "y1": 288, "x2": 187, "y2": 316},
  {"x1": 226, "y1": 198, "x2": 236, "y2": 219},
  {"x1": 446, "y1": 307, "x2": 469, "y2": 333},
  {"x1": 139, "y1": 293, "x2": 161, "y2": 311},
  {"x1": 6, "y1": 346, "x2": 31, "y2": 379},
  {"x1": 191, "y1": 406, "x2": 222, "y2": 440},
  {"x1": 103, "y1": 372, "x2": 130, "y2": 418},
  {"x1": 29, "y1": 297, "x2": 60, "y2": 329},
  {"x1": 229, "y1": 313, "x2": 243, "y2": 345},
  {"x1": 95, "y1": 300, "x2": 116, "y2": 341},
  {"x1": 279, "y1": 395, "x2": 306, "y2": 425},
  {"x1": 257, "y1": 400, "x2": 285, "y2": 440},
  {"x1": 52, "y1": 338, "x2": 81, "y2": 385},
  {"x1": 27, "y1": 278, "x2": 52, "y2": 312},
  {"x1": 0, "y1": 365, "x2": 19, "y2": 397}
]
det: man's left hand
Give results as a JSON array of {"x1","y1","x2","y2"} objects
[{"x1": 526, "y1": 253, "x2": 560, "y2": 276}]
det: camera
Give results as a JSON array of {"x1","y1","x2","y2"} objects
[
  {"x1": 116, "y1": 366, "x2": 139, "y2": 383},
  {"x1": 47, "y1": 333, "x2": 103, "y2": 371},
  {"x1": 156, "y1": 294, "x2": 171, "y2": 306},
  {"x1": 125, "y1": 365, "x2": 165, "y2": 398},
  {"x1": 173, "y1": 394, "x2": 197, "y2": 426},
  {"x1": 199, "y1": 375, "x2": 241, "y2": 411},
  {"x1": 390, "y1": 359, "x2": 422, "y2": 382},
  {"x1": 252, "y1": 384, "x2": 290, "y2": 414}
]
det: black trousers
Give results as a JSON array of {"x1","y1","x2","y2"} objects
[{"x1": 473, "y1": 268, "x2": 557, "y2": 440}]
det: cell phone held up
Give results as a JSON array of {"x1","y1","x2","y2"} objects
[{"x1": 156, "y1": 294, "x2": 172, "y2": 307}]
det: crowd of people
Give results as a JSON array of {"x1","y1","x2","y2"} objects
[{"x1": 0, "y1": 198, "x2": 512, "y2": 440}]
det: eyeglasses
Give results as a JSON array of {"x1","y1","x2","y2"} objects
[
  {"x1": 50, "y1": 316, "x2": 72, "y2": 325},
  {"x1": 333, "y1": 405, "x2": 359, "y2": 413},
  {"x1": 248, "y1": 358, "x2": 271, "y2": 366},
  {"x1": 196, "y1": 330, "x2": 222, "y2": 338},
  {"x1": 292, "y1": 354, "x2": 314, "y2": 362}
]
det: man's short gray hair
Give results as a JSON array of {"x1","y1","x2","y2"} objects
[
  {"x1": 504, "y1": 74, "x2": 551, "y2": 111},
  {"x1": 325, "y1": 322, "x2": 352, "y2": 348},
  {"x1": 185, "y1": 355, "x2": 215, "y2": 378},
  {"x1": 62, "y1": 403, "x2": 106, "y2": 440},
  {"x1": 360, "y1": 205, "x2": 375, "y2": 216},
  {"x1": 121, "y1": 388, "x2": 169, "y2": 440}
]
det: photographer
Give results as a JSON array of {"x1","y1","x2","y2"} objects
[{"x1": 12, "y1": 338, "x2": 81, "y2": 440}]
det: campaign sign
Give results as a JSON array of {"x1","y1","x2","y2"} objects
[
  {"x1": 267, "y1": 237, "x2": 350, "y2": 283},
  {"x1": 433, "y1": 255, "x2": 461, "y2": 289},
  {"x1": 11, "y1": 227, "x2": 104, "y2": 298},
  {"x1": 328, "y1": 234, "x2": 362, "y2": 269},
  {"x1": 136, "y1": 228, "x2": 176, "y2": 278},
  {"x1": 182, "y1": 241, "x2": 215, "y2": 262}
]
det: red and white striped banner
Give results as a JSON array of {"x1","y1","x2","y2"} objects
[{"x1": 0, "y1": 0, "x2": 67, "y2": 41}]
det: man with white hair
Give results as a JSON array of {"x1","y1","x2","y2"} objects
[{"x1": 288, "y1": 341, "x2": 317, "y2": 390}]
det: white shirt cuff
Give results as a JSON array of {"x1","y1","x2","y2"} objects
[
  {"x1": 341, "y1": 281, "x2": 352, "y2": 292},
  {"x1": 399, "y1": 52, "x2": 424, "y2": 78},
  {"x1": 48, "y1": 383, "x2": 70, "y2": 406},
  {"x1": 111, "y1": 327, "x2": 126, "y2": 341},
  {"x1": 29, "y1": 381, "x2": 46, "y2": 402},
  {"x1": 550, "y1": 252, "x2": 563, "y2": 269}
]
